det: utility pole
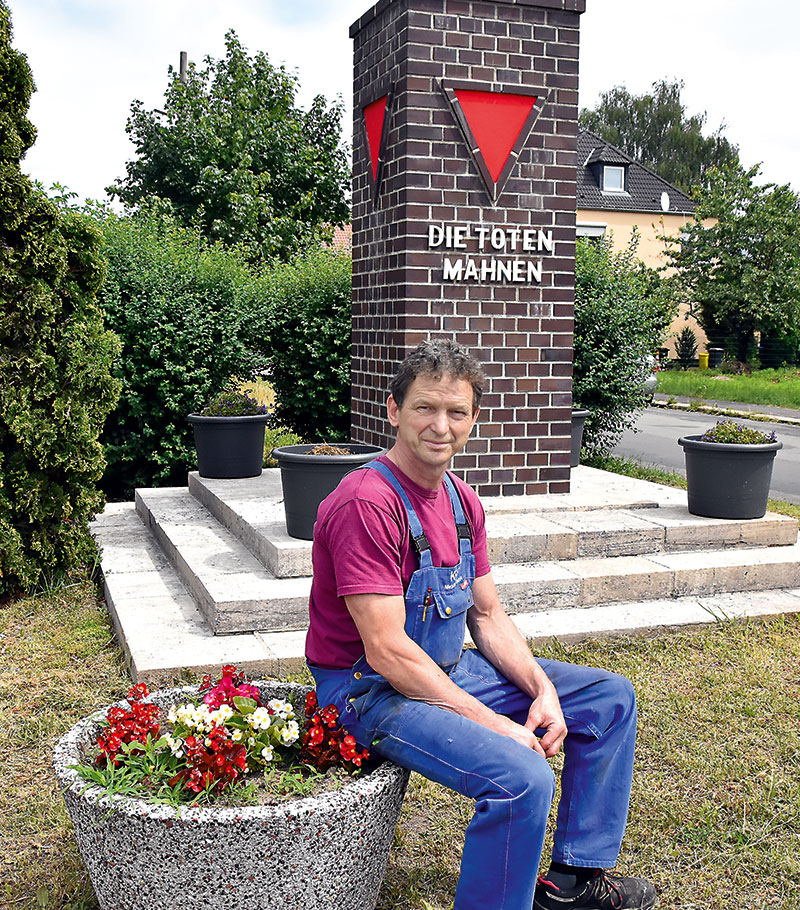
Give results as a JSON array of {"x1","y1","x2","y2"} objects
[{"x1": 179, "y1": 51, "x2": 187, "y2": 83}]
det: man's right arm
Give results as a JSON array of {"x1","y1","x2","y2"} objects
[{"x1": 344, "y1": 592, "x2": 545, "y2": 755}]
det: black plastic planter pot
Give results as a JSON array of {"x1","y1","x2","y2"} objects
[
  {"x1": 570, "y1": 409, "x2": 591, "y2": 468},
  {"x1": 188, "y1": 414, "x2": 270, "y2": 479},
  {"x1": 273, "y1": 444, "x2": 384, "y2": 540},
  {"x1": 678, "y1": 434, "x2": 782, "y2": 519}
]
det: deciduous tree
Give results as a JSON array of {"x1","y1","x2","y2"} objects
[
  {"x1": 579, "y1": 79, "x2": 739, "y2": 194},
  {"x1": 667, "y1": 163, "x2": 800, "y2": 362},
  {"x1": 108, "y1": 31, "x2": 349, "y2": 263}
]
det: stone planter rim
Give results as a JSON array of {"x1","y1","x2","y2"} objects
[
  {"x1": 678, "y1": 434, "x2": 782, "y2": 454},
  {"x1": 53, "y1": 680, "x2": 404, "y2": 824},
  {"x1": 571, "y1": 408, "x2": 591, "y2": 419},
  {"x1": 273, "y1": 443, "x2": 385, "y2": 465}
]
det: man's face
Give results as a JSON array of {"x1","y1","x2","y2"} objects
[{"x1": 387, "y1": 373, "x2": 479, "y2": 474}]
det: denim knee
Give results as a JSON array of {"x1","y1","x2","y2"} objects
[
  {"x1": 602, "y1": 672, "x2": 637, "y2": 728},
  {"x1": 471, "y1": 744, "x2": 556, "y2": 814}
]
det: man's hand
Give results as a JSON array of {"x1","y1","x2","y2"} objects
[{"x1": 524, "y1": 680, "x2": 567, "y2": 758}]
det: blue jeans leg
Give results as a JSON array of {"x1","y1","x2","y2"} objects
[
  {"x1": 361, "y1": 693, "x2": 556, "y2": 910},
  {"x1": 453, "y1": 648, "x2": 638, "y2": 868}
]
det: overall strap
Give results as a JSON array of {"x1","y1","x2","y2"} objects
[
  {"x1": 443, "y1": 472, "x2": 473, "y2": 558},
  {"x1": 364, "y1": 461, "x2": 433, "y2": 563}
]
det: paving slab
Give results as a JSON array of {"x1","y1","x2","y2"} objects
[
  {"x1": 92, "y1": 506, "x2": 279, "y2": 686},
  {"x1": 189, "y1": 471, "x2": 312, "y2": 578},
  {"x1": 630, "y1": 505, "x2": 797, "y2": 551}
]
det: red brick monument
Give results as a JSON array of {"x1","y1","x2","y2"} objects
[{"x1": 350, "y1": 0, "x2": 585, "y2": 496}]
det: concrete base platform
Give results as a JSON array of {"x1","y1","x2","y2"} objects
[{"x1": 93, "y1": 466, "x2": 800, "y2": 684}]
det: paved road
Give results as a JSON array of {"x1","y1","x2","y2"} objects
[{"x1": 613, "y1": 407, "x2": 800, "y2": 505}]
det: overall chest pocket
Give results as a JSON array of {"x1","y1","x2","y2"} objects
[{"x1": 415, "y1": 585, "x2": 472, "y2": 669}]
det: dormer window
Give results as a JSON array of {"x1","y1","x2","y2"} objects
[{"x1": 603, "y1": 165, "x2": 626, "y2": 193}]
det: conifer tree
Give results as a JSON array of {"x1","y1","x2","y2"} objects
[{"x1": 0, "y1": 0, "x2": 120, "y2": 594}]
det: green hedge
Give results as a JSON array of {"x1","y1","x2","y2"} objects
[
  {"x1": 97, "y1": 209, "x2": 261, "y2": 498},
  {"x1": 256, "y1": 248, "x2": 352, "y2": 441}
]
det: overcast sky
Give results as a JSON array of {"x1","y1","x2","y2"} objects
[{"x1": 8, "y1": 0, "x2": 799, "y2": 204}]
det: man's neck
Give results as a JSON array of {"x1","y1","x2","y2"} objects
[{"x1": 384, "y1": 446, "x2": 448, "y2": 491}]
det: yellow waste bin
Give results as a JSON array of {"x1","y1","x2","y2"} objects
[{"x1": 698, "y1": 352, "x2": 709, "y2": 370}]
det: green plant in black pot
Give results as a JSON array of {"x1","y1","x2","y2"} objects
[
  {"x1": 678, "y1": 420, "x2": 781, "y2": 519},
  {"x1": 700, "y1": 421, "x2": 776, "y2": 445},
  {"x1": 200, "y1": 389, "x2": 270, "y2": 418},
  {"x1": 188, "y1": 387, "x2": 271, "y2": 479}
]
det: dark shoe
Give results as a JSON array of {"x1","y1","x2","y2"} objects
[{"x1": 533, "y1": 870, "x2": 656, "y2": 909}]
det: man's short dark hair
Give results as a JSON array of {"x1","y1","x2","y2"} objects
[{"x1": 390, "y1": 338, "x2": 485, "y2": 413}]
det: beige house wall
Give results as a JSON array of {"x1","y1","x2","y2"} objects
[{"x1": 577, "y1": 207, "x2": 708, "y2": 358}]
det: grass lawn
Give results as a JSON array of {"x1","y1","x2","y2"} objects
[
  {"x1": 3, "y1": 569, "x2": 799, "y2": 909},
  {"x1": 657, "y1": 367, "x2": 800, "y2": 410}
]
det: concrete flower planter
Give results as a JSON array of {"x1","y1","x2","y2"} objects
[{"x1": 53, "y1": 681, "x2": 409, "y2": 910}]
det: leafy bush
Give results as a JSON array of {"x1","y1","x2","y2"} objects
[
  {"x1": 674, "y1": 325, "x2": 698, "y2": 369},
  {"x1": 256, "y1": 249, "x2": 351, "y2": 441},
  {"x1": 0, "y1": 2, "x2": 120, "y2": 594},
  {"x1": 573, "y1": 235, "x2": 674, "y2": 454},
  {"x1": 97, "y1": 208, "x2": 262, "y2": 497}
]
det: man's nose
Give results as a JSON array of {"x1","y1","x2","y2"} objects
[{"x1": 430, "y1": 410, "x2": 449, "y2": 434}]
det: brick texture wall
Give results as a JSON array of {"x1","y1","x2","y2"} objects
[{"x1": 350, "y1": 0, "x2": 585, "y2": 496}]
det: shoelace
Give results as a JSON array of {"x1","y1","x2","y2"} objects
[{"x1": 586, "y1": 871, "x2": 624, "y2": 909}]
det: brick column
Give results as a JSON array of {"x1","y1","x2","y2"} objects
[{"x1": 350, "y1": 0, "x2": 585, "y2": 496}]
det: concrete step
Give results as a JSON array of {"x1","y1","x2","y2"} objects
[
  {"x1": 130, "y1": 484, "x2": 800, "y2": 634},
  {"x1": 92, "y1": 508, "x2": 800, "y2": 684},
  {"x1": 189, "y1": 469, "x2": 798, "y2": 578},
  {"x1": 135, "y1": 488, "x2": 309, "y2": 634}
]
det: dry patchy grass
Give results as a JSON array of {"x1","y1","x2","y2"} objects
[{"x1": 3, "y1": 578, "x2": 800, "y2": 909}]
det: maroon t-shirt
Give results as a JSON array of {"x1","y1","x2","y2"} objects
[{"x1": 305, "y1": 456, "x2": 491, "y2": 669}]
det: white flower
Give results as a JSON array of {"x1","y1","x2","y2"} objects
[
  {"x1": 231, "y1": 729, "x2": 243, "y2": 742},
  {"x1": 249, "y1": 707, "x2": 272, "y2": 731},
  {"x1": 279, "y1": 720, "x2": 300, "y2": 746},
  {"x1": 164, "y1": 734, "x2": 184, "y2": 757},
  {"x1": 261, "y1": 744, "x2": 275, "y2": 762},
  {"x1": 247, "y1": 736, "x2": 255, "y2": 746},
  {"x1": 267, "y1": 699, "x2": 295, "y2": 720},
  {"x1": 210, "y1": 704, "x2": 233, "y2": 725}
]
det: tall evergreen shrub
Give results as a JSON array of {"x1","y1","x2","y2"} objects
[{"x1": 0, "y1": 2, "x2": 120, "y2": 594}]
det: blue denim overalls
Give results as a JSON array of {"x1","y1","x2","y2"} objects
[{"x1": 309, "y1": 460, "x2": 638, "y2": 910}]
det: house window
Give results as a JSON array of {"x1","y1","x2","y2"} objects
[
  {"x1": 576, "y1": 222, "x2": 606, "y2": 240},
  {"x1": 603, "y1": 165, "x2": 626, "y2": 193}
]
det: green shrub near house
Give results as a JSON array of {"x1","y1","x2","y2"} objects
[{"x1": 574, "y1": 235, "x2": 674, "y2": 453}]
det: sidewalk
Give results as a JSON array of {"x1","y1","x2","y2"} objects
[{"x1": 652, "y1": 393, "x2": 800, "y2": 426}]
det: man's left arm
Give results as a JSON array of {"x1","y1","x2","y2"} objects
[{"x1": 467, "y1": 572, "x2": 567, "y2": 758}]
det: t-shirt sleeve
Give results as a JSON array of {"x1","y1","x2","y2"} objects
[{"x1": 322, "y1": 498, "x2": 406, "y2": 598}]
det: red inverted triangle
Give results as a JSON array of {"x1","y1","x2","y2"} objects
[
  {"x1": 453, "y1": 89, "x2": 536, "y2": 183},
  {"x1": 364, "y1": 95, "x2": 388, "y2": 182}
]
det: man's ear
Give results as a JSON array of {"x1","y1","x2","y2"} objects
[{"x1": 387, "y1": 394, "x2": 400, "y2": 428}]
